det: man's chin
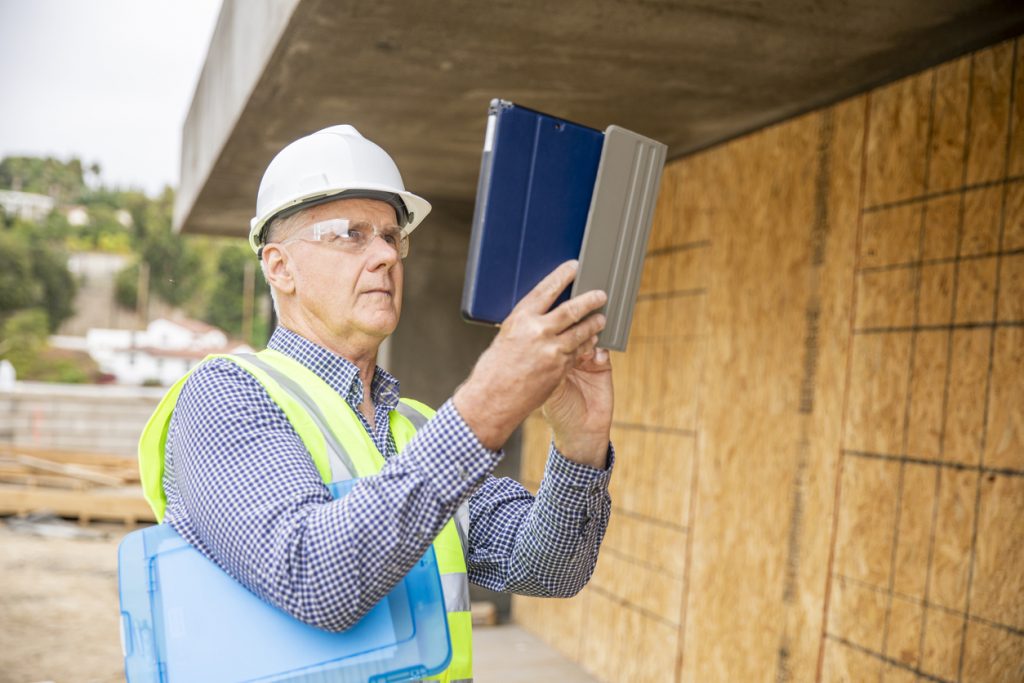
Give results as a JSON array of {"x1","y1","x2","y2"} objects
[{"x1": 361, "y1": 314, "x2": 399, "y2": 339}]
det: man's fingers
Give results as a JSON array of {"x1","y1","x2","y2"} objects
[
  {"x1": 513, "y1": 260, "x2": 579, "y2": 315},
  {"x1": 575, "y1": 335, "x2": 599, "y2": 363},
  {"x1": 559, "y1": 313, "x2": 606, "y2": 353},
  {"x1": 548, "y1": 289, "x2": 607, "y2": 333}
]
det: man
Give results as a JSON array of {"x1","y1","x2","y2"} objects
[{"x1": 140, "y1": 125, "x2": 614, "y2": 682}]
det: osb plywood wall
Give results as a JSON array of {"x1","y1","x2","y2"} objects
[{"x1": 514, "y1": 36, "x2": 1023, "y2": 683}]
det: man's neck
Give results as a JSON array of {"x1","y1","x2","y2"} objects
[{"x1": 275, "y1": 316, "x2": 381, "y2": 424}]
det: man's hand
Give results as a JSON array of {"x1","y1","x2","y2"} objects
[
  {"x1": 542, "y1": 345, "x2": 613, "y2": 469},
  {"x1": 453, "y1": 261, "x2": 608, "y2": 451}
]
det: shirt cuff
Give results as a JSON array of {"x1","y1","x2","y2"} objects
[
  {"x1": 548, "y1": 442, "x2": 615, "y2": 483},
  {"x1": 535, "y1": 441, "x2": 614, "y2": 527}
]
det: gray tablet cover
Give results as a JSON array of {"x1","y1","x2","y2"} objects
[{"x1": 571, "y1": 125, "x2": 667, "y2": 351}]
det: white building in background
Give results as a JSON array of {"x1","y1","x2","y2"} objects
[
  {"x1": 64, "y1": 205, "x2": 89, "y2": 226},
  {"x1": 0, "y1": 189, "x2": 55, "y2": 221},
  {"x1": 55, "y1": 317, "x2": 253, "y2": 386},
  {"x1": 60, "y1": 206, "x2": 133, "y2": 228}
]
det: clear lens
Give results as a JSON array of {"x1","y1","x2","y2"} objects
[{"x1": 289, "y1": 218, "x2": 409, "y2": 258}]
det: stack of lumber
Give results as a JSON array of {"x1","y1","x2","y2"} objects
[{"x1": 0, "y1": 445, "x2": 154, "y2": 525}]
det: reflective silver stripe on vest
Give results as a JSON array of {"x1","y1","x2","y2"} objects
[
  {"x1": 236, "y1": 353, "x2": 357, "y2": 482},
  {"x1": 441, "y1": 571, "x2": 471, "y2": 613},
  {"x1": 453, "y1": 502, "x2": 470, "y2": 557},
  {"x1": 394, "y1": 402, "x2": 472, "y2": 558},
  {"x1": 396, "y1": 401, "x2": 472, "y2": 616},
  {"x1": 394, "y1": 400, "x2": 429, "y2": 430}
]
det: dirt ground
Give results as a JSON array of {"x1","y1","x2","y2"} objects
[{"x1": 0, "y1": 518, "x2": 127, "y2": 683}]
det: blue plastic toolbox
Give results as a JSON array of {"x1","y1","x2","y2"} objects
[{"x1": 118, "y1": 480, "x2": 451, "y2": 682}]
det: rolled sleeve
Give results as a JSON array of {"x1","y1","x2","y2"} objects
[
  {"x1": 466, "y1": 441, "x2": 614, "y2": 598},
  {"x1": 400, "y1": 399, "x2": 503, "y2": 509}
]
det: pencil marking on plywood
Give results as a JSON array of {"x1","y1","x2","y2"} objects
[{"x1": 776, "y1": 108, "x2": 833, "y2": 683}]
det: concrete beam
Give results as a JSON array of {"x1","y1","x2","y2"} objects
[
  {"x1": 175, "y1": 0, "x2": 301, "y2": 235},
  {"x1": 174, "y1": 0, "x2": 1024, "y2": 238}
]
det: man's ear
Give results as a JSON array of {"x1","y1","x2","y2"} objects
[{"x1": 261, "y1": 244, "x2": 296, "y2": 295}]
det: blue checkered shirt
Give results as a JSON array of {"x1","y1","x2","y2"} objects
[{"x1": 162, "y1": 327, "x2": 613, "y2": 631}]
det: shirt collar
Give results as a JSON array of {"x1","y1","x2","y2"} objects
[{"x1": 266, "y1": 326, "x2": 401, "y2": 412}]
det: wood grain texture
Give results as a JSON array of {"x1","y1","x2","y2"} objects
[{"x1": 513, "y1": 35, "x2": 1022, "y2": 683}]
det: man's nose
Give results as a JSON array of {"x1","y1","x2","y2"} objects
[{"x1": 366, "y1": 232, "x2": 399, "y2": 266}]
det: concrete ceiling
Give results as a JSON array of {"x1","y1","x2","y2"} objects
[{"x1": 175, "y1": 0, "x2": 1024, "y2": 237}]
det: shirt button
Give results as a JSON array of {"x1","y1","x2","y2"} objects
[{"x1": 459, "y1": 467, "x2": 469, "y2": 480}]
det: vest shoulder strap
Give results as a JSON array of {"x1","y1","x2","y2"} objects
[
  {"x1": 234, "y1": 352, "x2": 357, "y2": 481},
  {"x1": 138, "y1": 353, "x2": 333, "y2": 521}
]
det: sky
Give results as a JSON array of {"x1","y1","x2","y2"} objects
[{"x1": 0, "y1": 0, "x2": 222, "y2": 196}]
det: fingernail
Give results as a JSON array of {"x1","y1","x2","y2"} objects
[{"x1": 566, "y1": 259, "x2": 579, "y2": 269}]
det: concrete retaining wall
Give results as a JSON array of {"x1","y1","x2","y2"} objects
[{"x1": 0, "y1": 382, "x2": 165, "y2": 458}]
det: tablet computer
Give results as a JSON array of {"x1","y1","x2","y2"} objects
[
  {"x1": 461, "y1": 99, "x2": 603, "y2": 326},
  {"x1": 461, "y1": 100, "x2": 666, "y2": 350}
]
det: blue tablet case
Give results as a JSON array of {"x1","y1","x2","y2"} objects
[
  {"x1": 462, "y1": 100, "x2": 604, "y2": 323},
  {"x1": 118, "y1": 479, "x2": 451, "y2": 683}
]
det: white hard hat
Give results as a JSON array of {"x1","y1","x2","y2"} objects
[{"x1": 248, "y1": 125, "x2": 431, "y2": 253}]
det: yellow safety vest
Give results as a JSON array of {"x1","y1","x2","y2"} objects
[{"x1": 138, "y1": 348, "x2": 473, "y2": 682}]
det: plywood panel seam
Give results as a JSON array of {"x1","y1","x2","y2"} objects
[
  {"x1": 675, "y1": 268, "x2": 713, "y2": 682},
  {"x1": 878, "y1": 69, "x2": 939, "y2": 671},
  {"x1": 835, "y1": 572, "x2": 1024, "y2": 638},
  {"x1": 636, "y1": 288, "x2": 707, "y2": 302},
  {"x1": 862, "y1": 173, "x2": 1024, "y2": 214},
  {"x1": 955, "y1": 36, "x2": 1020, "y2": 683},
  {"x1": 646, "y1": 240, "x2": 711, "y2": 258},
  {"x1": 825, "y1": 633, "x2": 955, "y2": 683},
  {"x1": 673, "y1": 368, "x2": 704, "y2": 683},
  {"x1": 858, "y1": 244, "x2": 1024, "y2": 274},
  {"x1": 815, "y1": 92, "x2": 873, "y2": 683},
  {"x1": 600, "y1": 546, "x2": 685, "y2": 579},
  {"x1": 611, "y1": 422, "x2": 697, "y2": 437},
  {"x1": 611, "y1": 505, "x2": 689, "y2": 532},
  {"x1": 842, "y1": 448, "x2": 1024, "y2": 478},
  {"x1": 919, "y1": 50, "x2": 976, "y2": 682},
  {"x1": 588, "y1": 584, "x2": 679, "y2": 629},
  {"x1": 854, "y1": 320, "x2": 1024, "y2": 334}
]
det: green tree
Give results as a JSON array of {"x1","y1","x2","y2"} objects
[
  {"x1": 141, "y1": 224, "x2": 201, "y2": 307},
  {"x1": 0, "y1": 230, "x2": 41, "y2": 315},
  {"x1": 115, "y1": 261, "x2": 139, "y2": 310},
  {"x1": 29, "y1": 239, "x2": 77, "y2": 332},
  {"x1": 0, "y1": 308, "x2": 94, "y2": 383},
  {"x1": 0, "y1": 224, "x2": 77, "y2": 332},
  {"x1": 0, "y1": 156, "x2": 86, "y2": 201},
  {"x1": 205, "y1": 244, "x2": 250, "y2": 336},
  {"x1": 0, "y1": 308, "x2": 49, "y2": 361}
]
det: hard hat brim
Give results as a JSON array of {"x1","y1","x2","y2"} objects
[{"x1": 249, "y1": 186, "x2": 431, "y2": 254}]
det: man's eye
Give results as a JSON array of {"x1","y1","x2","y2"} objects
[
  {"x1": 348, "y1": 225, "x2": 372, "y2": 242},
  {"x1": 382, "y1": 232, "x2": 400, "y2": 246}
]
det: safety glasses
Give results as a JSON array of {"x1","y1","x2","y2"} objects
[{"x1": 280, "y1": 218, "x2": 409, "y2": 259}]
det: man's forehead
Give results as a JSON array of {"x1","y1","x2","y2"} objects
[{"x1": 304, "y1": 197, "x2": 400, "y2": 225}]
